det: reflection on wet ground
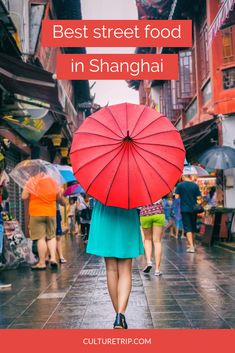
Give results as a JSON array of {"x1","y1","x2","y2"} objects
[{"x1": 1, "y1": 234, "x2": 235, "y2": 329}]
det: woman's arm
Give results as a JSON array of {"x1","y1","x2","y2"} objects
[{"x1": 22, "y1": 189, "x2": 30, "y2": 200}]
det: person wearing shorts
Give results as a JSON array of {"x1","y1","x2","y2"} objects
[
  {"x1": 140, "y1": 200, "x2": 165, "y2": 276},
  {"x1": 175, "y1": 175, "x2": 201, "y2": 253},
  {"x1": 22, "y1": 174, "x2": 64, "y2": 270}
]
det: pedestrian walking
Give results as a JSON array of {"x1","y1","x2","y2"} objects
[
  {"x1": 86, "y1": 201, "x2": 144, "y2": 329},
  {"x1": 67, "y1": 198, "x2": 76, "y2": 235},
  {"x1": 140, "y1": 200, "x2": 165, "y2": 276},
  {"x1": 56, "y1": 199, "x2": 67, "y2": 264},
  {"x1": 22, "y1": 173, "x2": 64, "y2": 270},
  {"x1": 172, "y1": 196, "x2": 184, "y2": 239},
  {"x1": 77, "y1": 194, "x2": 92, "y2": 243},
  {"x1": 175, "y1": 175, "x2": 202, "y2": 253},
  {"x1": 163, "y1": 193, "x2": 175, "y2": 237}
]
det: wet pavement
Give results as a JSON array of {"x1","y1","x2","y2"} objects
[{"x1": 1, "y1": 234, "x2": 235, "y2": 329}]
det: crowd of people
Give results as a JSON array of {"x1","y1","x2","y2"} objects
[{"x1": 1, "y1": 172, "x2": 214, "y2": 327}]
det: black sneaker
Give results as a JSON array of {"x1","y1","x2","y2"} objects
[
  {"x1": 143, "y1": 262, "x2": 153, "y2": 273},
  {"x1": 113, "y1": 313, "x2": 128, "y2": 329}
]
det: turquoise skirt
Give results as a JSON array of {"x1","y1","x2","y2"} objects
[{"x1": 86, "y1": 201, "x2": 144, "y2": 259}]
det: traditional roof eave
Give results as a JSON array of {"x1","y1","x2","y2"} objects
[{"x1": 208, "y1": 0, "x2": 235, "y2": 46}]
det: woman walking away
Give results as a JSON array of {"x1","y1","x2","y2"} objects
[
  {"x1": 67, "y1": 198, "x2": 76, "y2": 235},
  {"x1": 86, "y1": 201, "x2": 144, "y2": 329},
  {"x1": 77, "y1": 194, "x2": 92, "y2": 243},
  {"x1": 56, "y1": 199, "x2": 67, "y2": 264},
  {"x1": 140, "y1": 200, "x2": 165, "y2": 276}
]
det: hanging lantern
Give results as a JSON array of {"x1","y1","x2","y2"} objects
[
  {"x1": 60, "y1": 147, "x2": 69, "y2": 157},
  {"x1": 50, "y1": 134, "x2": 62, "y2": 147}
]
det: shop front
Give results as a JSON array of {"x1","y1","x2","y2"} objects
[{"x1": 181, "y1": 117, "x2": 235, "y2": 246}]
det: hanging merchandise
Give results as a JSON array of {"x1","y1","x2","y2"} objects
[{"x1": 3, "y1": 219, "x2": 36, "y2": 269}]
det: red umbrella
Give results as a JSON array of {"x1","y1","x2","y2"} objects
[{"x1": 70, "y1": 103, "x2": 185, "y2": 209}]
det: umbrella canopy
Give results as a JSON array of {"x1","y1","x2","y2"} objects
[
  {"x1": 198, "y1": 146, "x2": 235, "y2": 170},
  {"x1": 9, "y1": 159, "x2": 64, "y2": 196},
  {"x1": 70, "y1": 103, "x2": 185, "y2": 209},
  {"x1": 54, "y1": 164, "x2": 77, "y2": 183},
  {"x1": 183, "y1": 165, "x2": 209, "y2": 177},
  {"x1": 65, "y1": 184, "x2": 84, "y2": 196}
]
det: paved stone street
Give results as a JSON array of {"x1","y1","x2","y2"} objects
[{"x1": 1, "y1": 235, "x2": 235, "y2": 329}]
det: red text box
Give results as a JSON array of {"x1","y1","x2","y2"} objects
[
  {"x1": 56, "y1": 54, "x2": 179, "y2": 80},
  {"x1": 42, "y1": 20, "x2": 192, "y2": 47},
  {"x1": 0, "y1": 329, "x2": 234, "y2": 353}
]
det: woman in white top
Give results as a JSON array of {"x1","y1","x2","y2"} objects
[{"x1": 67, "y1": 198, "x2": 76, "y2": 234}]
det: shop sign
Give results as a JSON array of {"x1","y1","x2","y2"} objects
[{"x1": 2, "y1": 113, "x2": 54, "y2": 144}]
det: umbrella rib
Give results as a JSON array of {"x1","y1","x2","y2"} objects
[
  {"x1": 129, "y1": 146, "x2": 153, "y2": 205},
  {"x1": 131, "y1": 144, "x2": 172, "y2": 193},
  {"x1": 129, "y1": 105, "x2": 147, "y2": 137},
  {"x1": 88, "y1": 116, "x2": 123, "y2": 138},
  {"x1": 106, "y1": 106, "x2": 125, "y2": 137},
  {"x1": 73, "y1": 131, "x2": 121, "y2": 141},
  {"x1": 135, "y1": 142, "x2": 185, "y2": 153},
  {"x1": 73, "y1": 143, "x2": 124, "y2": 175},
  {"x1": 133, "y1": 129, "x2": 180, "y2": 141},
  {"x1": 86, "y1": 143, "x2": 126, "y2": 194},
  {"x1": 105, "y1": 143, "x2": 128, "y2": 206},
  {"x1": 132, "y1": 115, "x2": 168, "y2": 139},
  {"x1": 133, "y1": 142, "x2": 183, "y2": 173},
  {"x1": 70, "y1": 141, "x2": 122, "y2": 155}
]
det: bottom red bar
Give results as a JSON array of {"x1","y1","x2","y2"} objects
[{"x1": 0, "y1": 329, "x2": 234, "y2": 353}]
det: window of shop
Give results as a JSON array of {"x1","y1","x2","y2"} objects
[
  {"x1": 185, "y1": 99, "x2": 198, "y2": 123},
  {"x1": 202, "y1": 79, "x2": 212, "y2": 104},
  {"x1": 222, "y1": 66, "x2": 235, "y2": 90},
  {"x1": 160, "y1": 81, "x2": 174, "y2": 121},
  {"x1": 199, "y1": 22, "x2": 210, "y2": 83},
  {"x1": 171, "y1": 80, "x2": 185, "y2": 110},
  {"x1": 179, "y1": 50, "x2": 195, "y2": 99},
  {"x1": 222, "y1": 27, "x2": 234, "y2": 64}
]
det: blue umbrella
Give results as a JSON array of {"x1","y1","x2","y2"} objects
[
  {"x1": 198, "y1": 146, "x2": 235, "y2": 170},
  {"x1": 54, "y1": 165, "x2": 77, "y2": 183}
]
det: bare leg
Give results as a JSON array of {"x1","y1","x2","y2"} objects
[
  {"x1": 142, "y1": 227, "x2": 153, "y2": 263},
  {"x1": 105, "y1": 258, "x2": 118, "y2": 313},
  {"x1": 117, "y1": 258, "x2": 132, "y2": 314},
  {"x1": 175, "y1": 227, "x2": 179, "y2": 239},
  {"x1": 37, "y1": 237, "x2": 47, "y2": 266},
  {"x1": 152, "y1": 225, "x2": 163, "y2": 272},
  {"x1": 56, "y1": 236, "x2": 66, "y2": 260},
  {"x1": 186, "y1": 232, "x2": 194, "y2": 248},
  {"x1": 47, "y1": 237, "x2": 57, "y2": 263}
]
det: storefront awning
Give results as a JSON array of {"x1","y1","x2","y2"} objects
[
  {"x1": 180, "y1": 119, "x2": 218, "y2": 161},
  {"x1": 208, "y1": 0, "x2": 235, "y2": 45},
  {"x1": 0, "y1": 53, "x2": 62, "y2": 112}
]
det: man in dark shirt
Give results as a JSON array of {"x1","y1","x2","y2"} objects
[{"x1": 175, "y1": 176, "x2": 201, "y2": 253}]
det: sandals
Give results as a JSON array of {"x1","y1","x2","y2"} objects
[
  {"x1": 31, "y1": 264, "x2": 46, "y2": 271},
  {"x1": 50, "y1": 262, "x2": 58, "y2": 269},
  {"x1": 59, "y1": 258, "x2": 67, "y2": 264}
]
